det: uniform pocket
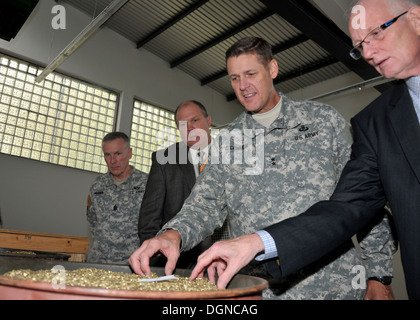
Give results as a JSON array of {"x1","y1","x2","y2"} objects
[{"x1": 285, "y1": 130, "x2": 336, "y2": 196}]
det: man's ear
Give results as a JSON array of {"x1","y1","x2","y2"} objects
[
  {"x1": 269, "y1": 59, "x2": 279, "y2": 80},
  {"x1": 407, "y1": 6, "x2": 420, "y2": 35}
]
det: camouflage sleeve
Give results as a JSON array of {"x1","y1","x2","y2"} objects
[
  {"x1": 332, "y1": 111, "x2": 352, "y2": 179},
  {"x1": 161, "y1": 163, "x2": 227, "y2": 252},
  {"x1": 356, "y1": 207, "x2": 397, "y2": 277},
  {"x1": 86, "y1": 191, "x2": 97, "y2": 232}
]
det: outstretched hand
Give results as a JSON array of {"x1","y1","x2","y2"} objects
[
  {"x1": 129, "y1": 229, "x2": 181, "y2": 276},
  {"x1": 189, "y1": 234, "x2": 264, "y2": 289}
]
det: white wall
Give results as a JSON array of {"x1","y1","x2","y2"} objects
[
  {"x1": 288, "y1": 72, "x2": 381, "y2": 123},
  {"x1": 0, "y1": 153, "x2": 98, "y2": 236},
  {"x1": 0, "y1": 0, "x2": 242, "y2": 236}
]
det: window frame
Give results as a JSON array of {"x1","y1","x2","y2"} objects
[{"x1": 0, "y1": 52, "x2": 119, "y2": 173}]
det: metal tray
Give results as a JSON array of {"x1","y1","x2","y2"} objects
[{"x1": 0, "y1": 256, "x2": 268, "y2": 300}]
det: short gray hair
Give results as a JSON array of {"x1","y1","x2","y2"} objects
[{"x1": 102, "y1": 132, "x2": 130, "y2": 147}]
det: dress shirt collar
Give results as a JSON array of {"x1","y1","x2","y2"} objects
[
  {"x1": 406, "y1": 76, "x2": 420, "y2": 124},
  {"x1": 406, "y1": 75, "x2": 420, "y2": 98},
  {"x1": 189, "y1": 145, "x2": 209, "y2": 177}
]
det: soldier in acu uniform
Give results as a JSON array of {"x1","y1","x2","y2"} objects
[
  {"x1": 87, "y1": 132, "x2": 148, "y2": 264},
  {"x1": 130, "y1": 37, "x2": 396, "y2": 300}
]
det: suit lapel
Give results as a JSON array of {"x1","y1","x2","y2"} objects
[
  {"x1": 181, "y1": 161, "x2": 196, "y2": 188},
  {"x1": 177, "y1": 143, "x2": 196, "y2": 188},
  {"x1": 388, "y1": 84, "x2": 420, "y2": 183}
]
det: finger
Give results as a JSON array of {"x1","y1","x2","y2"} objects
[
  {"x1": 164, "y1": 251, "x2": 178, "y2": 275},
  {"x1": 189, "y1": 264, "x2": 206, "y2": 281},
  {"x1": 190, "y1": 254, "x2": 208, "y2": 280},
  {"x1": 129, "y1": 248, "x2": 146, "y2": 276},
  {"x1": 216, "y1": 261, "x2": 227, "y2": 278},
  {"x1": 212, "y1": 256, "x2": 241, "y2": 289},
  {"x1": 139, "y1": 252, "x2": 152, "y2": 276},
  {"x1": 190, "y1": 269, "x2": 205, "y2": 281},
  {"x1": 215, "y1": 266, "x2": 235, "y2": 289},
  {"x1": 206, "y1": 263, "x2": 217, "y2": 284}
]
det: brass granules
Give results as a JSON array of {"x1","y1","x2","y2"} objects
[{"x1": 2, "y1": 268, "x2": 218, "y2": 292}]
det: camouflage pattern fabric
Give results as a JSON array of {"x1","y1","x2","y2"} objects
[
  {"x1": 162, "y1": 95, "x2": 396, "y2": 299},
  {"x1": 87, "y1": 167, "x2": 148, "y2": 264}
]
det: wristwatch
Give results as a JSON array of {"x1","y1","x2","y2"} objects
[{"x1": 368, "y1": 276, "x2": 392, "y2": 285}]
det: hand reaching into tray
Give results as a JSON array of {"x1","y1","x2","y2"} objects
[{"x1": 189, "y1": 234, "x2": 264, "y2": 289}]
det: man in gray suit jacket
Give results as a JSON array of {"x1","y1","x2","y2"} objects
[
  {"x1": 138, "y1": 100, "x2": 228, "y2": 268},
  {"x1": 190, "y1": 0, "x2": 420, "y2": 300}
]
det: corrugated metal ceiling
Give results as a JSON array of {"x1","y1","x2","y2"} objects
[{"x1": 59, "y1": 0, "x2": 379, "y2": 102}]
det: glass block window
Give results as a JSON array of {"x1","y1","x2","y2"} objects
[
  {"x1": 130, "y1": 100, "x2": 179, "y2": 173},
  {"x1": 0, "y1": 53, "x2": 118, "y2": 173}
]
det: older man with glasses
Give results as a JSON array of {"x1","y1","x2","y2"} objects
[{"x1": 187, "y1": 0, "x2": 420, "y2": 300}]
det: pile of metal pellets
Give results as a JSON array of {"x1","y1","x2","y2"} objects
[{"x1": 2, "y1": 268, "x2": 218, "y2": 292}]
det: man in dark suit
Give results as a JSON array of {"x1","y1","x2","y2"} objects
[
  {"x1": 189, "y1": 0, "x2": 420, "y2": 299},
  {"x1": 138, "y1": 100, "x2": 228, "y2": 268}
]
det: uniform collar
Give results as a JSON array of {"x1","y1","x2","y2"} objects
[
  {"x1": 105, "y1": 166, "x2": 136, "y2": 187},
  {"x1": 241, "y1": 94, "x2": 309, "y2": 136}
]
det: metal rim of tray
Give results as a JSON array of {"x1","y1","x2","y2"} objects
[{"x1": 0, "y1": 274, "x2": 268, "y2": 299}]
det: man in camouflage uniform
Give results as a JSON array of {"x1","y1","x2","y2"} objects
[
  {"x1": 130, "y1": 37, "x2": 396, "y2": 299},
  {"x1": 87, "y1": 132, "x2": 148, "y2": 264}
]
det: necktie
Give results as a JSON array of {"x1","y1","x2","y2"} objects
[
  {"x1": 197, "y1": 151, "x2": 201, "y2": 175},
  {"x1": 197, "y1": 151, "x2": 208, "y2": 174}
]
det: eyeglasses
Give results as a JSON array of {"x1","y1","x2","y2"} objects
[{"x1": 349, "y1": 11, "x2": 408, "y2": 60}]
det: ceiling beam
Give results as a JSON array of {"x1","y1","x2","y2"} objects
[
  {"x1": 259, "y1": 0, "x2": 393, "y2": 92},
  {"x1": 136, "y1": 0, "x2": 210, "y2": 48},
  {"x1": 274, "y1": 56, "x2": 339, "y2": 85},
  {"x1": 170, "y1": 10, "x2": 275, "y2": 68}
]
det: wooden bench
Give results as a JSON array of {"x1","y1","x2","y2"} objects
[{"x1": 0, "y1": 229, "x2": 89, "y2": 262}]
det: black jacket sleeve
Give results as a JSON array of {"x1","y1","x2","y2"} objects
[{"x1": 264, "y1": 112, "x2": 387, "y2": 278}]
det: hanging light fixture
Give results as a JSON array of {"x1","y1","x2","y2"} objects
[{"x1": 309, "y1": 76, "x2": 394, "y2": 100}]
